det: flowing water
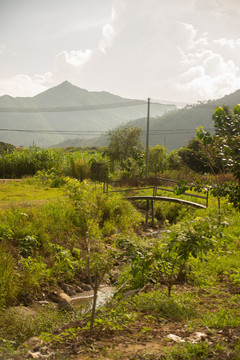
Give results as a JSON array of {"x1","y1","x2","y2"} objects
[{"x1": 70, "y1": 286, "x2": 115, "y2": 312}]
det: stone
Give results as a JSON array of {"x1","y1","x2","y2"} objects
[
  {"x1": 6, "y1": 306, "x2": 37, "y2": 318},
  {"x1": 166, "y1": 334, "x2": 185, "y2": 343},
  {"x1": 20, "y1": 336, "x2": 43, "y2": 350},
  {"x1": 122, "y1": 289, "x2": 140, "y2": 297},
  {"x1": 81, "y1": 283, "x2": 92, "y2": 291},
  {"x1": 37, "y1": 301, "x2": 50, "y2": 306},
  {"x1": 74, "y1": 285, "x2": 84, "y2": 293},
  {"x1": 109, "y1": 269, "x2": 120, "y2": 284},
  {"x1": 59, "y1": 292, "x2": 71, "y2": 302},
  {"x1": 58, "y1": 299, "x2": 74, "y2": 313},
  {"x1": 62, "y1": 283, "x2": 76, "y2": 296},
  {"x1": 188, "y1": 332, "x2": 207, "y2": 343}
]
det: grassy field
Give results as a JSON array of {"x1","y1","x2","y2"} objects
[
  {"x1": 1, "y1": 176, "x2": 240, "y2": 359},
  {"x1": 0, "y1": 179, "x2": 65, "y2": 207}
]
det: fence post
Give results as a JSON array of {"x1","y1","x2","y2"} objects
[
  {"x1": 151, "y1": 199, "x2": 154, "y2": 226},
  {"x1": 145, "y1": 199, "x2": 149, "y2": 225}
]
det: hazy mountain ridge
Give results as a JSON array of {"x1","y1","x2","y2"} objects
[
  {"x1": 0, "y1": 81, "x2": 175, "y2": 147},
  {"x1": 57, "y1": 89, "x2": 240, "y2": 151},
  {"x1": 108, "y1": 90, "x2": 240, "y2": 151},
  {"x1": 1, "y1": 81, "x2": 239, "y2": 149}
]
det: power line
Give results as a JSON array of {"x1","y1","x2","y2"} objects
[
  {"x1": 0, "y1": 101, "x2": 221, "y2": 113},
  {"x1": 0, "y1": 127, "x2": 214, "y2": 136},
  {"x1": 0, "y1": 100, "x2": 146, "y2": 113}
]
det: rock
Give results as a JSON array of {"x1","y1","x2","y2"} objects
[
  {"x1": 48, "y1": 290, "x2": 72, "y2": 307},
  {"x1": 27, "y1": 349, "x2": 56, "y2": 359},
  {"x1": 166, "y1": 332, "x2": 208, "y2": 344},
  {"x1": 62, "y1": 284, "x2": 76, "y2": 296},
  {"x1": 220, "y1": 221, "x2": 230, "y2": 227},
  {"x1": 74, "y1": 285, "x2": 84, "y2": 293},
  {"x1": 28, "y1": 351, "x2": 42, "y2": 359},
  {"x1": 166, "y1": 334, "x2": 185, "y2": 343},
  {"x1": 109, "y1": 269, "x2": 120, "y2": 284},
  {"x1": 37, "y1": 301, "x2": 50, "y2": 306},
  {"x1": 58, "y1": 299, "x2": 74, "y2": 313},
  {"x1": 122, "y1": 289, "x2": 140, "y2": 298},
  {"x1": 5, "y1": 306, "x2": 37, "y2": 318},
  {"x1": 187, "y1": 332, "x2": 207, "y2": 343},
  {"x1": 20, "y1": 336, "x2": 43, "y2": 350},
  {"x1": 81, "y1": 283, "x2": 92, "y2": 291},
  {"x1": 59, "y1": 292, "x2": 71, "y2": 303},
  {"x1": 48, "y1": 291, "x2": 61, "y2": 303}
]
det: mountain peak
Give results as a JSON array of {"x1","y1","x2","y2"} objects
[{"x1": 58, "y1": 80, "x2": 76, "y2": 88}]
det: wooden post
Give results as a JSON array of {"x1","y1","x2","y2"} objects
[
  {"x1": 145, "y1": 98, "x2": 150, "y2": 179},
  {"x1": 145, "y1": 199, "x2": 149, "y2": 225},
  {"x1": 151, "y1": 199, "x2": 154, "y2": 226}
]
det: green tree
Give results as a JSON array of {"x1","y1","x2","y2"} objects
[
  {"x1": 148, "y1": 145, "x2": 167, "y2": 175},
  {"x1": 196, "y1": 127, "x2": 227, "y2": 222},
  {"x1": 66, "y1": 179, "x2": 114, "y2": 333},
  {"x1": 106, "y1": 126, "x2": 144, "y2": 173},
  {"x1": 178, "y1": 137, "x2": 223, "y2": 174},
  {"x1": 212, "y1": 105, "x2": 240, "y2": 209},
  {"x1": 154, "y1": 218, "x2": 216, "y2": 297},
  {"x1": 167, "y1": 150, "x2": 182, "y2": 170}
]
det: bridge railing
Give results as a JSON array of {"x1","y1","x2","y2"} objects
[{"x1": 103, "y1": 177, "x2": 209, "y2": 208}]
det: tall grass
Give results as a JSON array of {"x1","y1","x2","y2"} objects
[
  {"x1": 0, "y1": 244, "x2": 19, "y2": 310},
  {"x1": 0, "y1": 178, "x2": 142, "y2": 306},
  {"x1": 0, "y1": 147, "x2": 107, "y2": 180}
]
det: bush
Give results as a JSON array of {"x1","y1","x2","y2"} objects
[{"x1": 19, "y1": 257, "x2": 51, "y2": 302}]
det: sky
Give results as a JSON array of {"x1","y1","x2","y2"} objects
[{"x1": 0, "y1": 0, "x2": 240, "y2": 103}]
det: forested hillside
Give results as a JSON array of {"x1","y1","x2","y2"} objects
[
  {"x1": 0, "y1": 81, "x2": 175, "y2": 147},
  {"x1": 57, "y1": 88, "x2": 240, "y2": 151}
]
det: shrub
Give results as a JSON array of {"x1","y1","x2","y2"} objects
[{"x1": 19, "y1": 257, "x2": 51, "y2": 302}]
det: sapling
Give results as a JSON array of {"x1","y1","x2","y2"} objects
[
  {"x1": 84, "y1": 233, "x2": 113, "y2": 334},
  {"x1": 154, "y1": 218, "x2": 216, "y2": 297}
]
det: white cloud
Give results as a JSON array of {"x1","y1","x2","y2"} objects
[
  {"x1": 0, "y1": 74, "x2": 47, "y2": 97},
  {"x1": 111, "y1": 0, "x2": 127, "y2": 21},
  {"x1": 174, "y1": 22, "x2": 240, "y2": 101},
  {"x1": 54, "y1": 49, "x2": 93, "y2": 69},
  {"x1": 99, "y1": 24, "x2": 115, "y2": 53},
  {"x1": 0, "y1": 48, "x2": 94, "y2": 96},
  {"x1": 0, "y1": 45, "x2": 6, "y2": 54},
  {"x1": 214, "y1": 38, "x2": 240, "y2": 48}
]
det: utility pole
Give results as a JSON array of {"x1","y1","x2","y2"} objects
[{"x1": 145, "y1": 97, "x2": 150, "y2": 178}]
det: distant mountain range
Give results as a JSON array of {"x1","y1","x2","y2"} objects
[
  {"x1": 55, "y1": 88, "x2": 240, "y2": 151},
  {"x1": 0, "y1": 81, "x2": 175, "y2": 147},
  {"x1": 1, "y1": 81, "x2": 239, "y2": 150}
]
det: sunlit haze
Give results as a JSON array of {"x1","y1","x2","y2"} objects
[{"x1": 1, "y1": 0, "x2": 240, "y2": 103}]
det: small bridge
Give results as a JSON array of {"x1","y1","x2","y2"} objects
[
  {"x1": 104, "y1": 177, "x2": 208, "y2": 225},
  {"x1": 126, "y1": 195, "x2": 206, "y2": 209}
]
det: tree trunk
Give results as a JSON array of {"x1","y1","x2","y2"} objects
[
  {"x1": 217, "y1": 195, "x2": 221, "y2": 224},
  {"x1": 90, "y1": 283, "x2": 98, "y2": 335}
]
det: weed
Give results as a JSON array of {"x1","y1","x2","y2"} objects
[
  {"x1": 19, "y1": 256, "x2": 51, "y2": 302},
  {"x1": 131, "y1": 291, "x2": 196, "y2": 320},
  {"x1": 0, "y1": 244, "x2": 19, "y2": 310},
  {"x1": 201, "y1": 307, "x2": 240, "y2": 328},
  {"x1": 162, "y1": 342, "x2": 224, "y2": 360},
  {"x1": 0, "y1": 305, "x2": 73, "y2": 348}
]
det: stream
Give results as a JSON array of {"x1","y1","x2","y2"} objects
[{"x1": 70, "y1": 286, "x2": 115, "y2": 311}]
